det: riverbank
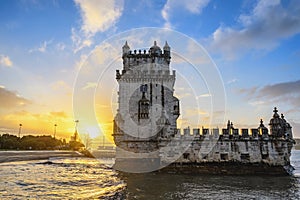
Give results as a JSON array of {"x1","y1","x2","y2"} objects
[{"x1": 0, "y1": 150, "x2": 86, "y2": 163}]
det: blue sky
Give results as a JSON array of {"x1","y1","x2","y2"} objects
[{"x1": 0, "y1": 0, "x2": 300, "y2": 139}]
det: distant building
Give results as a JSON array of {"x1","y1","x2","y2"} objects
[{"x1": 70, "y1": 129, "x2": 78, "y2": 142}]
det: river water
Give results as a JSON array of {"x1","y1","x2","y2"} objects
[{"x1": 1, "y1": 151, "x2": 300, "y2": 199}]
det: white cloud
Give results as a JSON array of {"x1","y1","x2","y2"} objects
[
  {"x1": 74, "y1": 54, "x2": 88, "y2": 70},
  {"x1": 0, "y1": 55, "x2": 13, "y2": 67},
  {"x1": 197, "y1": 93, "x2": 211, "y2": 98},
  {"x1": 71, "y1": 28, "x2": 93, "y2": 53},
  {"x1": 208, "y1": 0, "x2": 300, "y2": 59},
  {"x1": 82, "y1": 82, "x2": 98, "y2": 90},
  {"x1": 29, "y1": 40, "x2": 53, "y2": 53},
  {"x1": 74, "y1": 0, "x2": 124, "y2": 37},
  {"x1": 51, "y1": 80, "x2": 71, "y2": 92},
  {"x1": 56, "y1": 42, "x2": 66, "y2": 51},
  {"x1": 227, "y1": 78, "x2": 238, "y2": 84},
  {"x1": 72, "y1": 0, "x2": 123, "y2": 53},
  {"x1": 162, "y1": 0, "x2": 210, "y2": 28}
]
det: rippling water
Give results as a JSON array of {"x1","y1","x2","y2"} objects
[
  {"x1": 0, "y1": 158, "x2": 125, "y2": 199},
  {"x1": 1, "y1": 151, "x2": 300, "y2": 199}
]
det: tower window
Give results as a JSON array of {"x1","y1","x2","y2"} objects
[
  {"x1": 241, "y1": 153, "x2": 250, "y2": 161},
  {"x1": 220, "y1": 153, "x2": 228, "y2": 160},
  {"x1": 138, "y1": 91, "x2": 150, "y2": 120}
]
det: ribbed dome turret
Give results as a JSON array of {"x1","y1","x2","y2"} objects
[
  {"x1": 258, "y1": 119, "x2": 269, "y2": 137},
  {"x1": 149, "y1": 41, "x2": 162, "y2": 55},
  {"x1": 269, "y1": 107, "x2": 286, "y2": 137},
  {"x1": 269, "y1": 107, "x2": 284, "y2": 126}
]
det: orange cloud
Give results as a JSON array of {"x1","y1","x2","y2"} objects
[
  {"x1": 0, "y1": 87, "x2": 31, "y2": 110},
  {"x1": 50, "y1": 111, "x2": 68, "y2": 118}
]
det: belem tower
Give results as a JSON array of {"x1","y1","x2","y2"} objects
[{"x1": 113, "y1": 41, "x2": 295, "y2": 175}]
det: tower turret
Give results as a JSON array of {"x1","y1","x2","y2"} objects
[
  {"x1": 163, "y1": 41, "x2": 170, "y2": 54},
  {"x1": 122, "y1": 41, "x2": 130, "y2": 55},
  {"x1": 163, "y1": 41, "x2": 171, "y2": 64},
  {"x1": 269, "y1": 107, "x2": 285, "y2": 138}
]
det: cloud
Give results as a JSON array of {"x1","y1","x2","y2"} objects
[
  {"x1": 51, "y1": 80, "x2": 71, "y2": 92},
  {"x1": 29, "y1": 40, "x2": 53, "y2": 53},
  {"x1": 82, "y1": 82, "x2": 98, "y2": 90},
  {"x1": 227, "y1": 78, "x2": 238, "y2": 84},
  {"x1": 197, "y1": 93, "x2": 211, "y2": 98},
  {"x1": 72, "y1": 0, "x2": 124, "y2": 52},
  {"x1": 185, "y1": 108, "x2": 208, "y2": 116},
  {"x1": 256, "y1": 80, "x2": 300, "y2": 98},
  {"x1": 162, "y1": 0, "x2": 210, "y2": 28},
  {"x1": 0, "y1": 87, "x2": 31, "y2": 109},
  {"x1": 71, "y1": 28, "x2": 93, "y2": 53},
  {"x1": 74, "y1": 0, "x2": 124, "y2": 37},
  {"x1": 239, "y1": 80, "x2": 300, "y2": 108},
  {"x1": 56, "y1": 42, "x2": 66, "y2": 51},
  {"x1": 0, "y1": 109, "x2": 73, "y2": 136},
  {"x1": 50, "y1": 111, "x2": 68, "y2": 118},
  {"x1": 0, "y1": 54, "x2": 13, "y2": 67},
  {"x1": 207, "y1": 0, "x2": 300, "y2": 59}
]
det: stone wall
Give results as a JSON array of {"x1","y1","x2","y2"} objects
[{"x1": 159, "y1": 128, "x2": 293, "y2": 167}]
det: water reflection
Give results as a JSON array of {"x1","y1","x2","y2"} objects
[
  {"x1": 0, "y1": 158, "x2": 126, "y2": 199},
  {"x1": 121, "y1": 172, "x2": 300, "y2": 199},
  {"x1": 117, "y1": 150, "x2": 300, "y2": 199}
]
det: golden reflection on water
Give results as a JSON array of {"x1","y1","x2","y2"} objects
[{"x1": 0, "y1": 158, "x2": 126, "y2": 199}]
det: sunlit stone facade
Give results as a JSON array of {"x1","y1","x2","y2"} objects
[
  {"x1": 113, "y1": 42, "x2": 295, "y2": 175},
  {"x1": 113, "y1": 41, "x2": 179, "y2": 150}
]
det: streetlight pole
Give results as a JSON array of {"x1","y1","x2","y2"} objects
[
  {"x1": 18, "y1": 124, "x2": 22, "y2": 138},
  {"x1": 54, "y1": 124, "x2": 57, "y2": 139}
]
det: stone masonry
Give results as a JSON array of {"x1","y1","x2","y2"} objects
[{"x1": 113, "y1": 41, "x2": 295, "y2": 174}]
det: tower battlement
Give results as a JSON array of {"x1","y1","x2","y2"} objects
[{"x1": 120, "y1": 41, "x2": 171, "y2": 72}]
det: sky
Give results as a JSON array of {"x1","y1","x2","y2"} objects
[{"x1": 0, "y1": 0, "x2": 300, "y2": 144}]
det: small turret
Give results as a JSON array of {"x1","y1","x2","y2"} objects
[
  {"x1": 258, "y1": 119, "x2": 269, "y2": 139},
  {"x1": 163, "y1": 41, "x2": 170, "y2": 52},
  {"x1": 122, "y1": 41, "x2": 130, "y2": 55},
  {"x1": 163, "y1": 41, "x2": 171, "y2": 64}
]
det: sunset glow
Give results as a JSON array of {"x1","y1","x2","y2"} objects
[{"x1": 0, "y1": 0, "x2": 299, "y2": 146}]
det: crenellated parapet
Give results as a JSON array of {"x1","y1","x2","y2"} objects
[
  {"x1": 173, "y1": 108, "x2": 294, "y2": 143},
  {"x1": 122, "y1": 41, "x2": 171, "y2": 68},
  {"x1": 116, "y1": 69, "x2": 176, "y2": 82}
]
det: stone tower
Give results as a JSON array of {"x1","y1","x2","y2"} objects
[{"x1": 113, "y1": 41, "x2": 180, "y2": 171}]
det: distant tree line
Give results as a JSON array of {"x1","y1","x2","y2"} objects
[{"x1": 0, "y1": 134, "x2": 84, "y2": 151}]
